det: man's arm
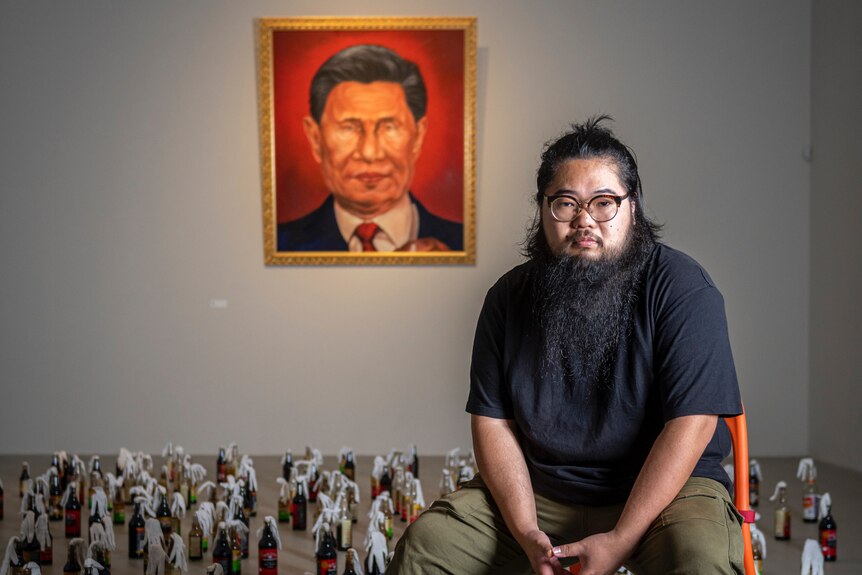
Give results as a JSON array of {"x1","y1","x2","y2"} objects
[
  {"x1": 472, "y1": 414, "x2": 566, "y2": 575},
  {"x1": 552, "y1": 414, "x2": 718, "y2": 575}
]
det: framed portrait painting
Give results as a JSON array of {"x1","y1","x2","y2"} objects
[{"x1": 258, "y1": 17, "x2": 477, "y2": 265}]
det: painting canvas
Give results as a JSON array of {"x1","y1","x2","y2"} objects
[{"x1": 258, "y1": 17, "x2": 477, "y2": 265}]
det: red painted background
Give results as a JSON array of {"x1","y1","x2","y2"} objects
[{"x1": 272, "y1": 29, "x2": 466, "y2": 224}]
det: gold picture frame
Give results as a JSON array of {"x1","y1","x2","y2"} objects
[{"x1": 258, "y1": 17, "x2": 477, "y2": 265}]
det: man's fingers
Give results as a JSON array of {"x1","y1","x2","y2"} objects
[{"x1": 551, "y1": 541, "x2": 581, "y2": 559}]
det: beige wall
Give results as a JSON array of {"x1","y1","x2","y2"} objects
[
  {"x1": 810, "y1": 0, "x2": 862, "y2": 473},
  {"x1": 0, "y1": 1, "x2": 812, "y2": 457}
]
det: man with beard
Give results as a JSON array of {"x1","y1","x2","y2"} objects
[{"x1": 388, "y1": 117, "x2": 744, "y2": 575}]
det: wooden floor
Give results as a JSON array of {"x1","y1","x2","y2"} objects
[{"x1": 0, "y1": 454, "x2": 859, "y2": 574}]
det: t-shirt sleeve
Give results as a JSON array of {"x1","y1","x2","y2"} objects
[
  {"x1": 653, "y1": 268, "x2": 743, "y2": 421},
  {"x1": 466, "y1": 279, "x2": 514, "y2": 419}
]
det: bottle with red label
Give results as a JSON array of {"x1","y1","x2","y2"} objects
[
  {"x1": 819, "y1": 492, "x2": 837, "y2": 562},
  {"x1": 258, "y1": 516, "x2": 281, "y2": 575},
  {"x1": 315, "y1": 523, "x2": 337, "y2": 575},
  {"x1": 64, "y1": 482, "x2": 82, "y2": 538}
]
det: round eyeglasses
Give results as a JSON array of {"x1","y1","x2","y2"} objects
[{"x1": 545, "y1": 193, "x2": 630, "y2": 223}]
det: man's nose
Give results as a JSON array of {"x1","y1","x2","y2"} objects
[
  {"x1": 570, "y1": 206, "x2": 596, "y2": 228},
  {"x1": 357, "y1": 130, "x2": 384, "y2": 162}
]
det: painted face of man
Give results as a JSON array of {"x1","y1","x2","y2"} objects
[
  {"x1": 303, "y1": 81, "x2": 428, "y2": 219},
  {"x1": 542, "y1": 157, "x2": 636, "y2": 260}
]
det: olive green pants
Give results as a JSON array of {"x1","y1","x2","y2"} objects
[{"x1": 388, "y1": 476, "x2": 744, "y2": 574}]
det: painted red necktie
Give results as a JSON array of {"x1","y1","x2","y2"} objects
[{"x1": 354, "y1": 222, "x2": 380, "y2": 252}]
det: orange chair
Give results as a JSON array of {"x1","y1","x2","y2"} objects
[
  {"x1": 570, "y1": 410, "x2": 756, "y2": 575},
  {"x1": 726, "y1": 409, "x2": 757, "y2": 575}
]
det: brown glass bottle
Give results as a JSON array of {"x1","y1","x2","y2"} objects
[{"x1": 188, "y1": 515, "x2": 204, "y2": 561}]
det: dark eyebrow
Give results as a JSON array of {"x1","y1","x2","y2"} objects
[{"x1": 547, "y1": 188, "x2": 620, "y2": 197}]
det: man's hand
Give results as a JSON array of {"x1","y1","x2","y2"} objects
[
  {"x1": 552, "y1": 530, "x2": 636, "y2": 575},
  {"x1": 518, "y1": 529, "x2": 567, "y2": 575},
  {"x1": 396, "y1": 237, "x2": 450, "y2": 251}
]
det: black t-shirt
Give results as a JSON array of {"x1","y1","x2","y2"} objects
[{"x1": 466, "y1": 244, "x2": 742, "y2": 505}]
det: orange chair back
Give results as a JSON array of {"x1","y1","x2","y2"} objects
[{"x1": 725, "y1": 409, "x2": 756, "y2": 575}]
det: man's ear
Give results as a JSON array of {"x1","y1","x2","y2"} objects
[
  {"x1": 411, "y1": 116, "x2": 428, "y2": 159},
  {"x1": 302, "y1": 116, "x2": 323, "y2": 164}
]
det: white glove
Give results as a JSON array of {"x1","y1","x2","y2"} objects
[{"x1": 801, "y1": 538, "x2": 824, "y2": 575}]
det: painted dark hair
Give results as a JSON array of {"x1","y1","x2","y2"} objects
[
  {"x1": 523, "y1": 115, "x2": 661, "y2": 258},
  {"x1": 309, "y1": 44, "x2": 427, "y2": 123}
]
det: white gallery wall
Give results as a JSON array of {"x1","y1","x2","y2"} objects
[
  {"x1": 810, "y1": 0, "x2": 862, "y2": 474},
  {"x1": 1, "y1": 1, "x2": 813, "y2": 458}
]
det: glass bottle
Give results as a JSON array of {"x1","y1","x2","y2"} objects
[
  {"x1": 401, "y1": 479, "x2": 412, "y2": 523},
  {"x1": 112, "y1": 485, "x2": 125, "y2": 525},
  {"x1": 282, "y1": 450, "x2": 293, "y2": 481},
  {"x1": 64, "y1": 483, "x2": 82, "y2": 538},
  {"x1": 337, "y1": 497, "x2": 352, "y2": 551},
  {"x1": 344, "y1": 452, "x2": 355, "y2": 482},
  {"x1": 62, "y1": 540, "x2": 82, "y2": 575},
  {"x1": 277, "y1": 486, "x2": 291, "y2": 523},
  {"x1": 315, "y1": 526, "x2": 337, "y2": 575},
  {"x1": 291, "y1": 482, "x2": 307, "y2": 531},
  {"x1": 343, "y1": 548, "x2": 359, "y2": 575},
  {"x1": 379, "y1": 466, "x2": 392, "y2": 496},
  {"x1": 0, "y1": 479, "x2": 5, "y2": 520},
  {"x1": 38, "y1": 516, "x2": 53, "y2": 565},
  {"x1": 211, "y1": 522, "x2": 231, "y2": 575},
  {"x1": 308, "y1": 463, "x2": 320, "y2": 503},
  {"x1": 819, "y1": 502, "x2": 837, "y2": 561},
  {"x1": 257, "y1": 519, "x2": 278, "y2": 575},
  {"x1": 217, "y1": 448, "x2": 227, "y2": 484},
  {"x1": 234, "y1": 500, "x2": 249, "y2": 558},
  {"x1": 49, "y1": 472, "x2": 63, "y2": 521},
  {"x1": 749, "y1": 461, "x2": 760, "y2": 508},
  {"x1": 188, "y1": 515, "x2": 203, "y2": 561},
  {"x1": 802, "y1": 477, "x2": 819, "y2": 523},
  {"x1": 410, "y1": 445, "x2": 419, "y2": 478},
  {"x1": 751, "y1": 536, "x2": 763, "y2": 574},
  {"x1": 22, "y1": 531, "x2": 42, "y2": 566},
  {"x1": 20, "y1": 462, "x2": 31, "y2": 498},
  {"x1": 128, "y1": 502, "x2": 146, "y2": 559},
  {"x1": 156, "y1": 491, "x2": 172, "y2": 538},
  {"x1": 229, "y1": 525, "x2": 242, "y2": 575},
  {"x1": 774, "y1": 485, "x2": 790, "y2": 540},
  {"x1": 87, "y1": 502, "x2": 104, "y2": 547}
]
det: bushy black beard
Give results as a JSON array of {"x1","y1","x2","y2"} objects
[{"x1": 534, "y1": 220, "x2": 656, "y2": 401}]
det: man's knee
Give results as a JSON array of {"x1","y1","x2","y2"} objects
[{"x1": 629, "y1": 480, "x2": 744, "y2": 574}]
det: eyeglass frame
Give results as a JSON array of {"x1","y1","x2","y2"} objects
[{"x1": 544, "y1": 192, "x2": 630, "y2": 223}]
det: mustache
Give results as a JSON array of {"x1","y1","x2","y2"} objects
[{"x1": 565, "y1": 231, "x2": 603, "y2": 248}]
